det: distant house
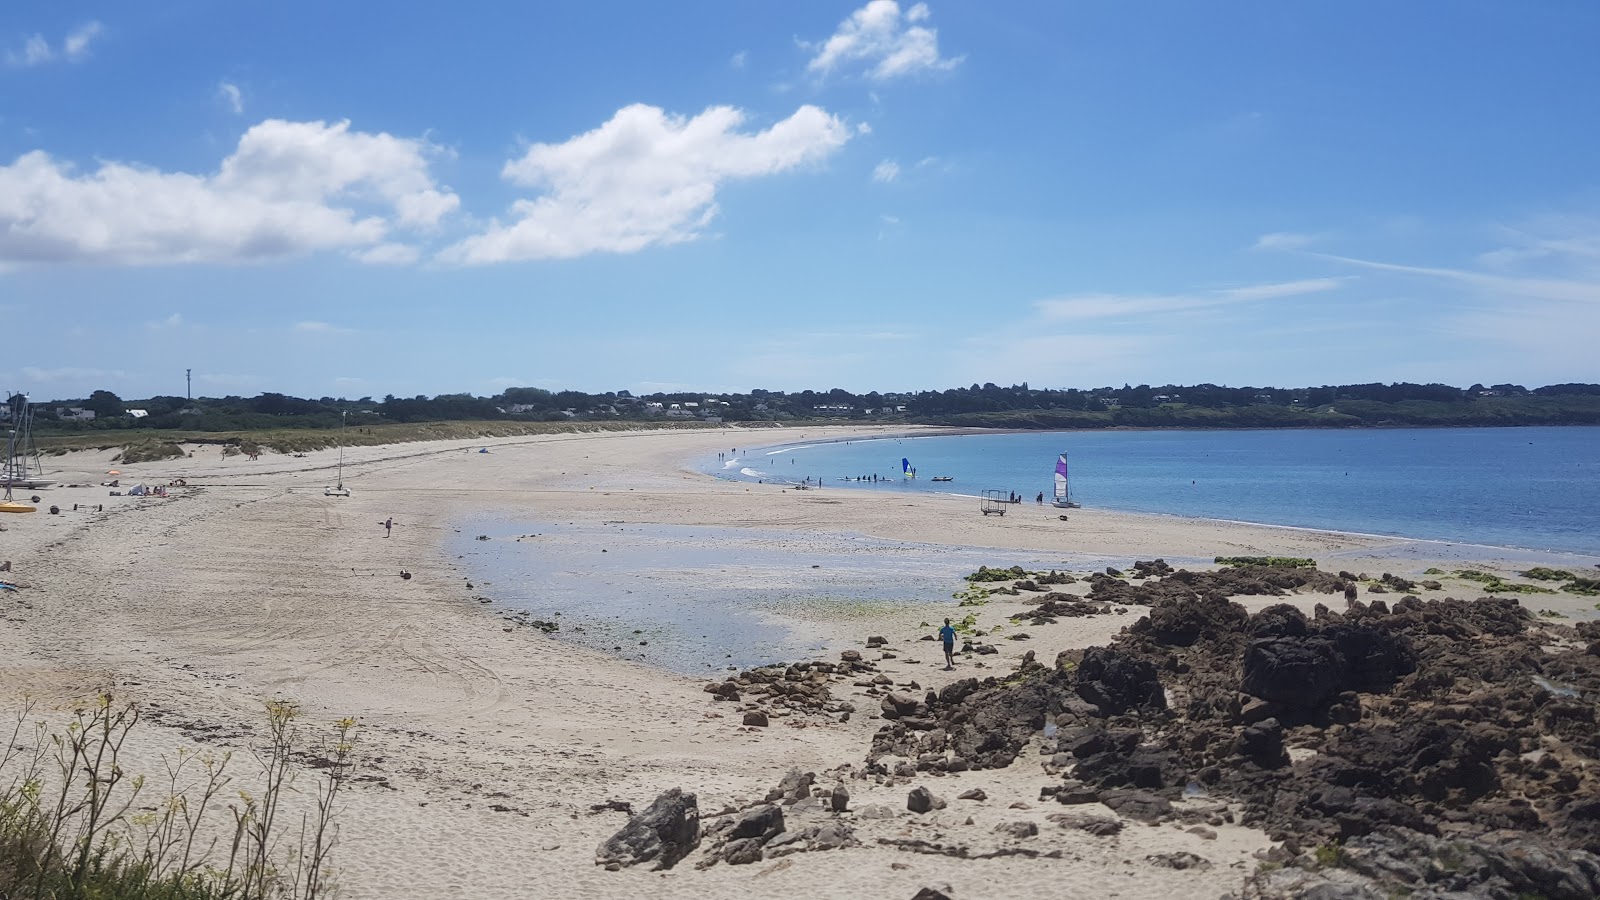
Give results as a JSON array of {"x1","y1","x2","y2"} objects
[
  {"x1": 507, "y1": 403, "x2": 542, "y2": 414},
  {"x1": 57, "y1": 407, "x2": 96, "y2": 421},
  {"x1": 126, "y1": 409, "x2": 150, "y2": 419}
]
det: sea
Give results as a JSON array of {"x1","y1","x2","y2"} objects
[
  {"x1": 705, "y1": 426, "x2": 1600, "y2": 557},
  {"x1": 453, "y1": 426, "x2": 1600, "y2": 674}
]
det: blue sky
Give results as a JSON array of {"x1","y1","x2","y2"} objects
[{"x1": 3, "y1": 1, "x2": 1598, "y2": 400}]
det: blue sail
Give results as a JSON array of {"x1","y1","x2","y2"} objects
[{"x1": 902, "y1": 457, "x2": 910, "y2": 473}]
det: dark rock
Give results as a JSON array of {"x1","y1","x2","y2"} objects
[
  {"x1": 1075, "y1": 646, "x2": 1166, "y2": 715},
  {"x1": 841, "y1": 649, "x2": 862, "y2": 662},
  {"x1": 1237, "y1": 717, "x2": 1289, "y2": 768},
  {"x1": 1147, "y1": 851, "x2": 1210, "y2": 870},
  {"x1": 867, "y1": 636, "x2": 887, "y2": 647},
  {"x1": 595, "y1": 788, "x2": 700, "y2": 870},
  {"x1": 730, "y1": 804, "x2": 784, "y2": 841},
  {"x1": 721, "y1": 837, "x2": 763, "y2": 865},
  {"x1": 957, "y1": 788, "x2": 987, "y2": 801},
  {"x1": 907, "y1": 786, "x2": 939, "y2": 813},
  {"x1": 742, "y1": 710, "x2": 769, "y2": 727},
  {"x1": 830, "y1": 785, "x2": 849, "y2": 812},
  {"x1": 1097, "y1": 789, "x2": 1173, "y2": 824},
  {"x1": 1048, "y1": 812, "x2": 1124, "y2": 836},
  {"x1": 766, "y1": 769, "x2": 815, "y2": 803},
  {"x1": 993, "y1": 820, "x2": 1038, "y2": 838},
  {"x1": 910, "y1": 889, "x2": 954, "y2": 900}
]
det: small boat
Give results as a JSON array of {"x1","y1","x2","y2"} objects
[
  {"x1": 324, "y1": 411, "x2": 351, "y2": 497},
  {"x1": 2, "y1": 396, "x2": 54, "y2": 490},
  {"x1": 1052, "y1": 452, "x2": 1080, "y2": 509},
  {"x1": 931, "y1": 476, "x2": 954, "y2": 482}
]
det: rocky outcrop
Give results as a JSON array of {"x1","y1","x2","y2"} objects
[{"x1": 595, "y1": 789, "x2": 700, "y2": 871}]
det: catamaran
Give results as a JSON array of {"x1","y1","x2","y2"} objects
[
  {"x1": 2, "y1": 395, "x2": 55, "y2": 491},
  {"x1": 1052, "y1": 452, "x2": 1079, "y2": 509}
]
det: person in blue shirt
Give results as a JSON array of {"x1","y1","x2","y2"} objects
[{"x1": 938, "y1": 618, "x2": 957, "y2": 670}]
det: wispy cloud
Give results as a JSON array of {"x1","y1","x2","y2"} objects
[
  {"x1": 20, "y1": 366, "x2": 128, "y2": 382},
  {"x1": 1035, "y1": 278, "x2": 1345, "y2": 322},
  {"x1": 6, "y1": 21, "x2": 102, "y2": 68},
  {"x1": 1251, "y1": 231, "x2": 1315, "y2": 251},
  {"x1": 805, "y1": 1, "x2": 962, "y2": 82},
  {"x1": 63, "y1": 21, "x2": 103, "y2": 61},
  {"x1": 217, "y1": 81, "x2": 243, "y2": 115},
  {"x1": 872, "y1": 159, "x2": 900, "y2": 183},
  {"x1": 730, "y1": 50, "x2": 747, "y2": 69}
]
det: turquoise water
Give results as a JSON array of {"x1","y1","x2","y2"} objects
[{"x1": 706, "y1": 427, "x2": 1600, "y2": 556}]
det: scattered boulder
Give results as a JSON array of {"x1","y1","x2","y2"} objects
[
  {"x1": 766, "y1": 769, "x2": 815, "y2": 804},
  {"x1": 742, "y1": 710, "x2": 769, "y2": 727},
  {"x1": 907, "y1": 786, "x2": 944, "y2": 813},
  {"x1": 993, "y1": 820, "x2": 1038, "y2": 838},
  {"x1": 730, "y1": 805, "x2": 784, "y2": 842},
  {"x1": 595, "y1": 789, "x2": 700, "y2": 871},
  {"x1": 1048, "y1": 812, "x2": 1123, "y2": 836}
]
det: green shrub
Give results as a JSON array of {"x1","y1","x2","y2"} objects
[
  {"x1": 1521, "y1": 567, "x2": 1577, "y2": 582},
  {"x1": 0, "y1": 695, "x2": 354, "y2": 900},
  {"x1": 114, "y1": 441, "x2": 187, "y2": 464}
]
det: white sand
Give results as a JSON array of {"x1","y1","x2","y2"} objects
[{"x1": 3, "y1": 426, "x2": 1594, "y2": 899}]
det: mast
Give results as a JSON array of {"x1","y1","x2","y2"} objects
[{"x1": 336, "y1": 410, "x2": 346, "y2": 490}]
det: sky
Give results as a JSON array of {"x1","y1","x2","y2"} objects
[{"x1": 3, "y1": 1, "x2": 1599, "y2": 401}]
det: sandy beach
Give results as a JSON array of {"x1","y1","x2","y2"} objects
[{"x1": 3, "y1": 426, "x2": 1596, "y2": 899}]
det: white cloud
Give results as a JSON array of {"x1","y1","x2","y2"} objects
[
  {"x1": 806, "y1": 1, "x2": 962, "y2": 81},
  {"x1": 63, "y1": 21, "x2": 103, "y2": 61},
  {"x1": 7, "y1": 34, "x2": 54, "y2": 67},
  {"x1": 1251, "y1": 231, "x2": 1315, "y2": 251},
  {"x1": 730, "y1": 50, "x2": 747, "y2": 69},
  {"x1": 871, "y1": 159, "x2": 900, "y2": 183},
  {"x1": 1035, "y1": 278, "x2": 1344, "y2": 322},
  {"x1": 442, "y1": 103, "x2": 850, "y2": 264},
  {"x1": 7, "y1": 22, "x2": 101, "y2": 68},
  {"x1": 0, "y1": 118, "x2": 458, "y2": 267},
  {"x1": 218, "y1": 81, "x2": 243, "y2": 115},
  {"x1": 147, "y1": 313, "x2": 185, "y2": 329}
]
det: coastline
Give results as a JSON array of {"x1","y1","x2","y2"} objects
[{"x1": 3, "y1": 425, "x2": 1596, "y2": 899}]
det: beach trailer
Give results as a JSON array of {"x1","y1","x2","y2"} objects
[{"x1": 980, "y1": 490, "x2": 1009, "y2": 516}]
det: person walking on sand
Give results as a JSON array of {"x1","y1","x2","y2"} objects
[
  {"x1": 383, "y1": 517, "x2": 393, "y2": 538},
  {"x1": 939, "y1": 618, "x2": 957, "y2": 670}
]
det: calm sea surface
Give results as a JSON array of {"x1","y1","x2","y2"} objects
[{"x1": 705, "y1": 427, "x2": 1600, "y2": 556}]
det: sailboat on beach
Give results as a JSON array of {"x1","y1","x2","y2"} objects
[
  {"x1": 1052, "y1": 452, "x2": 1079, "y2": 509},
  {"x1": 3, "y1": 395, "x2": 55, "y2": 492},
  {"x1": 324, "y1": 411, "x2": 351, "y2": 497}
]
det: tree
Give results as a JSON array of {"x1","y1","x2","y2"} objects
[{"x1": 84, "y1": 390, "x2": 125, "y2": 418}]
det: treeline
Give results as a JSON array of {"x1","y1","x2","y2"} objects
[{"x1": 22, "y1": 380, "x2": 1600, "y2": 434}]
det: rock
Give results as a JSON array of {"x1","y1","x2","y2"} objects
[
  {"x1": 907, "y1": 786, "x2": 938, "y2": 813},
  {"x1": 867, "y1": 636, "x2": 887, "y2": 647},
  {"x1": 829, "y1": 785, "x2": 849, "y2": 812},
  {"x1": 1074, "y1": 646, "x2": 1166, "y2": 715},
  {"x1": 957, "y1": 788, "x2": 987, "y2": 801},
  {"x1": 994, "y1": 820, "x2": 1038, "y2": 838},
  {"x1": 595, "y1": 788, "x2": 700, "y2": 870},
  {"x1": 766, "y1": 769, "x2": 815, "y2": 803},
  {"x1": 1187, "y1": 826, "x2": 1218, "y2": 840},
  {"x1": 841, "y1": 649, "x2": 862, "y2": 662},
  {"x1": 730, "y1": 805, "x2": 784, "y2": 842},
  {"x1": 881, "y1": 692, "x2": 920, "y2": 719},
  {"x1": 1048, "y1": 812, "x2": 1123, "y2": 836},
  {"x1": 1097, "y1": 789, "x2": 1173, "y2": 824},
  {"x1": 742, "y1": 710, "x2": 769, "y2": 727},
  {"x1": 1147, "y1": 851, "x2": 1210, "y2": 870},
  {"x1": 722, "y1": 837, "x2": 763, "y2": 865},
  {"x1": 1237, "y1": 718, "x2": 1289, "y2": 768},
  {"x1": 910, "y1": 889, "x2": 954, "y2": 900}
]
